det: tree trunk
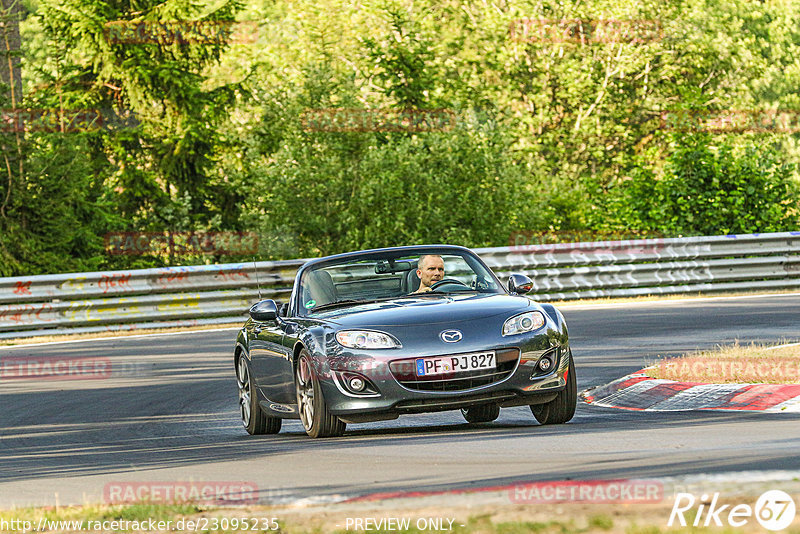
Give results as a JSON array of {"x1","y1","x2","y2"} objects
[
  {"x1": 0, "y1": 0, "x2": 22, "y2": 107},
  {"x1": 0, "y1": 0, "x2": 22, "y2": 223}
]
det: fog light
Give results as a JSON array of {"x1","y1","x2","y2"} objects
[
  {"x1": 349, "y1": 376, "x2": 366, "y2": 392},
  {"x1": 538, "y1": 357, "x2": 552, "y2": 372}
]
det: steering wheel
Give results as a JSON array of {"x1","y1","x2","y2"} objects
[{"x1": 430, "y1": 278, "x2": 471, "y2": 291}]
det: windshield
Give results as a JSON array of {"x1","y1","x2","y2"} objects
[{"x1": 296, "y1": 250, "x2": 503, "y2": 316}]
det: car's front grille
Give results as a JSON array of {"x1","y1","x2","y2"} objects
[{"x1": 389, "y1": 348, "x2": 519, "y2": 392}]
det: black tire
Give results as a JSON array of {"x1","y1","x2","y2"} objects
[
  {"x1": 295, "y1": 350, "x2": 346, "y2": 438},
  {"x1": 461, "y1": 404, "x2": 500, "y2": 423},
  {"x1": 531, "y1": 350, "x2": 577, "y2": 425},
  {"x1": 237, "y1": 355, "x2": 282, "y2": 435}
]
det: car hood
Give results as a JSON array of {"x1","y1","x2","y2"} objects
[{"x1": 310, "y1": 293, "x2": 533, "y2": 328}]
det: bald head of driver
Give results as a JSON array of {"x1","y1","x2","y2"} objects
[{"x1": 415, "y1": 255, "x2": 444, "y2": 292}]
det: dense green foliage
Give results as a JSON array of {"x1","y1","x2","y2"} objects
[
  {"x1": 1, "y1": 0, "x2": 799, "y2": 275},
  {"x1": 605, "y1": 133, "x2": 797, "y2": 235}
]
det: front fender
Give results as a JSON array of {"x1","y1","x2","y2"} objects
[
  {"x1": 294, "y1": 325, "x2": 331, "y2": 374},
  {"x1": 540, "y1": 303, "x2": 567, "y2": 335},
  {"x1": 234, "y1": 325, "x2": 250, "y2": 364}
]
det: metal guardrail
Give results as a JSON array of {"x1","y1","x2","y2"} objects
[
  {"x1": 1, "y1": 231, "x2": 798, "y2": 339},
  {"x1": 480, "y1": 232, "x2": 800, "y2": 300}
]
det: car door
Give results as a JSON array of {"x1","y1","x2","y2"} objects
[{"x1": 248, "y1": 318, "x2": 295, "y2": 404}]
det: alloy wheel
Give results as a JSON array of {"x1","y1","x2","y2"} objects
[
  {"x1": 237, "y1": 357, "x2": 251, "y2": 428},
  {"x1": 297, "y1": 355, "x2": 315, "y2": 431}
]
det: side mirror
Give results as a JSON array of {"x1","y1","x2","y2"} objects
[
  {"x1": 249, "y1": 299, "x2": 278, "y2": 322},
  {"x1": 507, "y1": 273, "x2": 534, "y2": 295}
]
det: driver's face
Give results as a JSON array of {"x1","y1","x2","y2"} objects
[{"x1": 417, "y1": 255, "x2": 444, "y2": 289}]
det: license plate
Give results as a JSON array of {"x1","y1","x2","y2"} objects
[{"x1": 415, "y1": 351, "x2": 496, "y2": 377}]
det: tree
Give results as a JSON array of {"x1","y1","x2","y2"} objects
[
  {"x1": 0, "y1": 0, "x2": 22, "y2": 105},
  {"x1": 35, "y1": 0, "x2": 246, "y2": 226},
  {"x1": 0, "y1": 0, "x2": 24, "y2": 274},
  {"x1": 603, "y1": 132, "x2": 798, "y2": 236}
]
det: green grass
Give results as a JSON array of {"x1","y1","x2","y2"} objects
[
  {"x1": 94, "y1": 503, "x2": 202, "y2": 521},
  {"x1": 494, "y1": 520, "x2": 571, "y2": 534},
  {"x1": 587, "y1": 515, "x2": 614, "y2": 530},
  {"x1": 624, "y1": 526, "x2": 662, "y2": 534}
]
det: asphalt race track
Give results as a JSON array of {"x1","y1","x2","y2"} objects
[{"x1": 1, "y1": 293, "x2": 799, "y2": 508}]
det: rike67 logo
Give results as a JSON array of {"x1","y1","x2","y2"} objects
[{"x1": 669, "y1": 490, "x2": 797, "y2": 531}]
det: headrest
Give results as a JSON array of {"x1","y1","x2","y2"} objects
[
  {"x1": 405, "y1": 268, "x2": 421, "y2": 293},
  {"x1": 305, "y1": 270, "x2": 337, "y2": 306}
]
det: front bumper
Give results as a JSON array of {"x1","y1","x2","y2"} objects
[{"x1": 320, "y1": 341, "x2": 570, "y2": 422}]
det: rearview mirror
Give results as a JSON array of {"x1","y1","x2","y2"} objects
[
  {"x1": 507, "y1": 273, "x2": 534, "y2": 295},
  {"x1": 249, "y1": 299, "x2": 278, "y2": 322}
]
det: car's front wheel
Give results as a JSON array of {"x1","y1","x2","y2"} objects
[
  {"x1": 461, "y1": 404, "x2": 500, "y2": 423},
  {"x1": 295, "y1": 350, "x2": 346, "y2": 438},
  {"x1": 530, "y1": 350, "x2": 577, "y2": 425},
  {"x1": 237, "y1": 356, "x2": 281, "y2": 435}
]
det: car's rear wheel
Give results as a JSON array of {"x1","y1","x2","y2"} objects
[
  {"x1": 461, "y1": 404, "x2": 500, "y2": 423},
  {"x1": 530, "y1": 350, "x2": 577, "y2": 425},
  {"x1": 237, "y1": 356, "x2": 281, "y2": 435},
  {"x1": 295, "y1": 350, "x2": 346, "y2": 438}
]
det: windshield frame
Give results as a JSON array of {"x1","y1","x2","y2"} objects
[{"x1": 289, "y1": 245, "x2": 506, "y2": 317}]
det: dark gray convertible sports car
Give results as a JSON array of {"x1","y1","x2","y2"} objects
[{"x1": 234, "y1": 245, "x2": 576, "y2": 438}]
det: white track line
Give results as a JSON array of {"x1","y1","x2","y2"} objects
[
  {"x1": 764, "y1": 342, "x2": 800, "y2": 350},
  {"x1": 558, "y1": 291, "x2": 800, "y2": 310},
  {"x1": 0, "y1": 326, "x2": 240, "y2": 349}
]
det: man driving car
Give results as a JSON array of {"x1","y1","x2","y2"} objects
[{"x1": 414, "y1": 254, "x2": 444, "y2": 293}]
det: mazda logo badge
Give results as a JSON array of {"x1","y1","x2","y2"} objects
[{"x1": 440, "y1": 330, "x2": 462, "y2": 343}]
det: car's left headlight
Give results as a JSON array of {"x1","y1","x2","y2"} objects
[
  {"x1": 335, "y1": 330, "x2": 401, "y2": 349},
  {"x1": 502, "y1": 311, "x2": 546, "y2": 336}
]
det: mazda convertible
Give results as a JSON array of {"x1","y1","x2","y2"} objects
[{"x1": 234, "y1": 245, "x2": 576, "y2": 438}]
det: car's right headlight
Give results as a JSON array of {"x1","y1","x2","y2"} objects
[
  {"x1": 335, "y1": 330, "x2": 401, "y2": 349},
  {"x1": 502, "y1": 311, "x2": 546, "y2": 336}
]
